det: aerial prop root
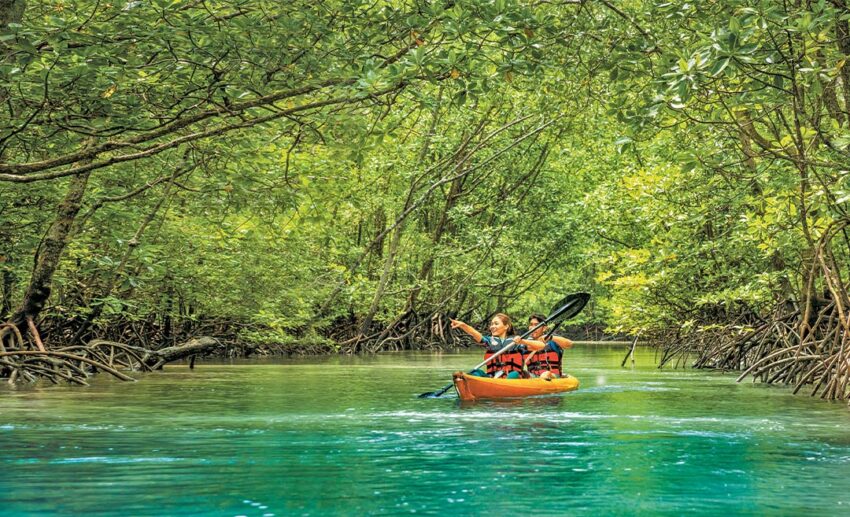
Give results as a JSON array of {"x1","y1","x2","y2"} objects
[
  {"x1": 0, "y1": 332, "x2": 220, "y2": 384},
  {"x1": 657, "y1": 221, "x2": 850, "y2": 403}
]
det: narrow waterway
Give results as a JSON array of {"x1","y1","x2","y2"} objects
[{"x1": 1, "y1": 345, "x2": 848, "y2": 515}]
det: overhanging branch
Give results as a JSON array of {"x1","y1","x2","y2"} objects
[{"x1": 0, "y1": 82, "x2": 409, "y2": 183}]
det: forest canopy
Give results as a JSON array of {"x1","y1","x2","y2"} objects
[{"x1": 3, "y1": 0, "x2": 850, "y2": 402}]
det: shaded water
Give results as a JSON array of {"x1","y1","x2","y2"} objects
[{"x1": 1, "y1": 345, "x2": 849, "y2": 515}]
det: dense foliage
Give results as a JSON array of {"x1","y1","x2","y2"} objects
[{"x1": 3, "y1": 0, "x2": 850, "y2": 401}]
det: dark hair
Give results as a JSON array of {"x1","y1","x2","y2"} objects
[
  {"x1": 492, "y1": 313, "x2": 514, "y2": 335},
  {"x1": 528, "y1": 313, "x2": 546, "y2": 325}
]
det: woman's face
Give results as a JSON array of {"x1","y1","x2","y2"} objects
[
  {"x1": 489, "y1": 316, "x2": 509, "y2": 337},
  {"x1": 528, "y1": 318, "x2": 546, "y2": 339}
]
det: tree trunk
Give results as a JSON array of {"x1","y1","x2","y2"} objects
[
  {"x1": 406, "y1": 175, "x2": 463, "y2": 311},
  {"x1": 834, "y1": 1, "x2": 850, "y2": 122},
  {"x1": 359, "y1": 217, "x2": 404, "y2": 335},
  {"x1": 71, "y1": 171, "x2": 178, "y2": 343},
  {"x1": 736, "y1": 110, "x2": 796, "y2": 301},
  {"x1": 0, "y1": 0, "x2": 25, "y2": 28},
  {"x1": 358, "y1": 87, "x2": 444, "y2": 335},
  {"x1": 142, "y1": 337, "x2": 220, "y2": 370},
  {"x1": 9, "y1": 172, "x2": 91, "y2": 332},
  {"x1": 1, "y1": 252, "x2": 13, "y2": 318},
  {"x1": 0, "y1": 0, "x2": 26, "y2": 111}
]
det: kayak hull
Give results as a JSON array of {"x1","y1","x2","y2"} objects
[{"x1": 452, "y1": 372, "x2": 580, "y2": 401}]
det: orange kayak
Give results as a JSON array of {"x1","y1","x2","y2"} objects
[{"x1": 452, "y1": 372, "x2": 580, "y2": 401}]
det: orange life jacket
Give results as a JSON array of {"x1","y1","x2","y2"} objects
[
  {"x1": 483, "y1": 350, "x2": 525, "y2": 376},
  {"x1": 524, "y1": 343, "x2": 563, "y2": 377}
]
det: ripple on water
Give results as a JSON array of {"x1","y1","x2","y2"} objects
[
  {"x1": 602, "y1": 429, "x2": 748, "y2": 440},
  {"x1": 581, "y1": 384, "x2": 679, "y2": 393},
  {"x1": 50, "y1": 456, "x2": 185, "y2": 465},
  {"x1": 364, "y1": 409, "x2": 610, "y2": 422}
]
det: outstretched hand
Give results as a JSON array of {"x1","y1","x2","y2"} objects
[{"x1": 450, "y1": 319, "x2": 464, "y2": 329}]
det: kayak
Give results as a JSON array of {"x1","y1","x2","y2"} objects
[{"x1": 452, "y1": 371, "x2": 580, "y2": 401}]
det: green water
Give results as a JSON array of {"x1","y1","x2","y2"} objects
[{"x1": 1, "y1": 345, "x2": 849, "y2": 515}]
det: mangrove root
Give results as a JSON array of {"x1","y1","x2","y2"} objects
[{"x1": 0, "y1": 325, "x2": 221, "y2": 385}]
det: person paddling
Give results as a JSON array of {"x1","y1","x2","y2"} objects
[
  {"x1": 522, "y1": 313, "x2": 573, "y2": 380},
  {"x1": 450, "y1": 313, "x2": 544, "y2": 378}
]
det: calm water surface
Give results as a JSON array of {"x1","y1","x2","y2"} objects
[{"x1": 1, "y1": 345, "x2": 849, "y2": 515}]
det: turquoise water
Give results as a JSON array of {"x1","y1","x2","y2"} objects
[{"x1": 1, "y1": 345, "x2": 849, "y2": 515}]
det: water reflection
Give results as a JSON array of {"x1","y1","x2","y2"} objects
[{"x1": 457, "y1": 395, "x2": 565, "y2": 410}]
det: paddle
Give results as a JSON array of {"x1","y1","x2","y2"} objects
[{"x1": 418, "y1": 292, "x2": 590, "y2": 398}]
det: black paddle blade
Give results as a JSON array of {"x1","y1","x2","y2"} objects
[
  {"x1": 418, "y1": 383, "x2": 453, "y2": 398},
  {"x1": 548, "y1": 292, "x2": 591, "y2": 324}
]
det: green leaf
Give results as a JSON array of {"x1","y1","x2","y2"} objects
[
  {"x1": 710, "y1": 57, "x2": 731, "y2": 76},
  {"x1": 615, "y1": 136, "x2": 634, "y2": 154},
  {"x1": 729, "y1": 17, "x2": 741, "y2": 33}
]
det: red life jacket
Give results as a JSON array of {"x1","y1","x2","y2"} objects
[
  {"x1": 525, "y1": 343, "x2": 563, "y2": 377},
  {"x1": 483, "y1": 350, "x2": 525, "y2": 376}
]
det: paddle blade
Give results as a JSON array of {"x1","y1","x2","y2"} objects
[
  {"x1": 548, "y1": 292, "x2": 591, "y2": 324},
  {"x1": 418, "y1": 383, "x2": 453, "y2": 398}
]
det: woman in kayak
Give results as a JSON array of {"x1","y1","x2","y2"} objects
[
  {"x1": 450, "y1": 313, "x2": 545, "y2": 378},
  {"x1": 522, "y1": 313, "x2": 573, "y2": 380}
]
